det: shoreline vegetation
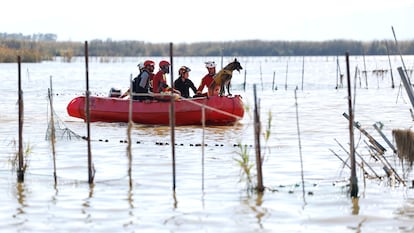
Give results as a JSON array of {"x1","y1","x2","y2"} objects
[{"x1": 1, "y1": 33, "x2": 413, "y2": 63}]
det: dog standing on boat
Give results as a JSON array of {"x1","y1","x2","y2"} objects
[{"x1": 208, "y1": 58, "x2": 243, "y2": 96}]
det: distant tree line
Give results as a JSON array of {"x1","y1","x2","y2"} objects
[
  {"x1": 0, "y1": 32, "x2": 413, "y2": 62},
  {"x1": 0, "y1": 33, "x2": 57, "y2": 42}
]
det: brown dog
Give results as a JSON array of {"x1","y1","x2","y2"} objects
[{"x1": 208, "y1": 58, "x2": 243, "y2": 96}]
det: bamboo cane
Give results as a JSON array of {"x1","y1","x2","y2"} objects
[
  {"x1": 294, "y1": 88, "x2": 306, "y2": 203},
  {"x1": 362, "y1": 54, "x2": 368, "y2": 89},
  {"x1": 385, "y1": 41, "x2": 395, "y2": 88},
  {"x1": 334, "y1": 139, "x2": 376, "y2": 178},
  {"x1": 253, "y1": 85, "x2": 264, "y2": 192},
  {"x1": 301, "y1": 56, "x2": 305, "y2": 91},
  {"x1": 169, "y1": 42, "x2": 176, "y2": 191},
  {"x1": 397, "y1": 67, "x2": 414, "y2": 109},
  {"x1": 17, "y1": 55, "x2": 24, "y2": 183},
  {"x1": 127, "y1": 74, "x2": 133, "y2": 188},
  {"x1": 260, "y1": 63, "x2": 264, "y2": 91},
  {"x1": 85, "y1": 41, "x2": 94, "y2": 184},
  {"x1": 284, "y1": 60, "x2": 288, "y2": 90},
  {"x1": 345, "y1": 52, "x2": 358, "y2": 198},
  {"x1": 201, "y1": 106, "x2": 205, "y2": 191},
  {"x1": 342, "y1": 113, "x2": 386, "y2": 154},
  {"x1": 243, "y1": 69, "x2": 247, "y2": 92},
  {"x1": 392, "y1": 26, "x2": 411, "y2": 83},
  {"x1": 329, "y1": 148, "x2": 351, "y2": 169},
  {"x1": 363, "y1": 140, "x2": 405, "y2": 185},
  {"x1": 373, "y1": 123, "x2": 397, "y2": 154},
  {"x1": 48, "y1": 76, "x2": 57, "y2": 185}
]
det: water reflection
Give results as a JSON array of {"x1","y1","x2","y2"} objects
[
  {"x1": 126, "y1": 186, "x2": 135, "y2": 228},
  {"x1": 396, "y1": 197, "x2": 414, "y2": 220},
  {"x1": 241, "y1": 192, "x2": 267, "y2": 230},
  {"x1": 352, "y1": 197, "x2": 360, "y2": 215},
  {"x1": 14, "y1": 182, "x2": 27, "y2": 217},
  {"x1": 82, "y1": 184, "x2": 94, "y2": 223},
  {"x1": 172, "y1": 191, "x2": 178, "y2": 209}
]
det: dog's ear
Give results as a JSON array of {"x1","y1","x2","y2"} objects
[{"x1": 234, "y1": 58, "x2": 238, "y2": 62}]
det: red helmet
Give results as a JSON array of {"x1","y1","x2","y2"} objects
[
  {"x1": 144, "y1": 60, "x2": 155, "y2": 67},
  {"x1": 159, "y1": 60, "x2": 170, "y2": 67}
]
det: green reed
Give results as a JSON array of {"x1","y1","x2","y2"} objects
[
  {"x1": 8, "y1": 140, "x2": 33, "y2": 173},
  {"x1": 234, "y1": 109, "x2": 272, "y2": 191},
  {"x1": 234, "y1": 143, "x2": 254, "y2": 190}
]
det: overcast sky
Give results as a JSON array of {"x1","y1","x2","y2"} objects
[{"x1": 1, "y1": 0, "x2": 413, "y2": 43}]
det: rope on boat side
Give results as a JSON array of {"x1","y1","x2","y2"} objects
[{"x1": 178, "y1": 96, "x2": 244, "y2": 121}]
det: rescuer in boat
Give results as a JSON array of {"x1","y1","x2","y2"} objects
[
  {"x1": 151, "y1": 60, "x2": 180, "y2": 100},
  {"x1": 174, "y1": 66, "x2": 197, "y2": 98},
  {"x1": 121, "y1": 60, "x2": 155, "y2": 101},
  {"x1": 195, "y1": 61, "x2": 216, "y2": 97},
  {"x1": 120, "y1": 62, "x2": 144, "y2": 98}
]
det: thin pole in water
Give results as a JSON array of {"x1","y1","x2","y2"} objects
[
  {"x1": 85, "y1": 41, "x2": 94, "y2": 184},
  {"x1": 272, "y1": 71, "x2": 276, "y2": 91},
  {"x1": 260, "y1": 63, "x2": 264, "y2": 91},
  {"x1": 201, "y1": 106, "x2": 205, "y2": 191},
  {"x1": 385, "y1": 41, "x2": 395, "y2": 88},
  {"x1": 253, "y1": 84, "x2": 264, "y2": 192},
  {"x1": 345, "y1": 52, "x2": 358, "y2": 198},
  {"x1": 220, "y1": 47, "x2": 224, "y2": 69},
  {"x1": 294, "y1": 87, "x2": 306, "y2": 204},
  {"x1": 362, "y1": 53, "x2": 368, "y2": 89},
  {"x1": 49, "y1": 76, "x2": 57, "y2": 185},
  {"x1": 127, "y1": 74, "x2": 133, "y2": 188},
  {"x1": 398, "y1": 67, "x2": 414, "y2": 111},
  {"x1": 285, "y1": 60, "x2": 289, "y2": 90},
  {"x1": 169, "y1": 42, "x2": 176, "y2": 191},
  {"x1": 17, "y1": 55, "x2": 24, "y2": 183},
  {"x1": 243, "y1": 69, "x2": 247, "y2": 92},
  {"x1": 301, "y1": 56, "x2": 305, "y2": 91},
  {"x1": 392, "y1": 26, "x2": 411, "y2": 81}
]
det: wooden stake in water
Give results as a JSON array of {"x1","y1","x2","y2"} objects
[
  {"x1": 243, "y1": 69, "x2": 247, "y2": 92},
  {"x1": 17, "y1": 55, "x2": 24, "y2": 183},
  {"x1": 373, "y1": 123, "x2": 397, "y2": 154},
  {"x1": 392, "y1": 26, "x2": 411, "y2": 82},
  {"x1": 294, "y1": 88, "x2": 306, "y2": 204},
  {"x1": 169, "y1": 42, "x2": 176, "y2": 191},
  {"x1": 272, "y1": 71, "x2": 276, "y2": 91},
  {"x1": 260, "y1": 63, "x2": 264, "y2": 91},
  {"x1": 201, "y1": 106, "x2": 205, "y2": 191},
  {"x1": 84, "y1": 41, "x2": 94, "y2": 184},
  {"x1": 384, "y1": 42, "x2": 395, "y2": 88},
  {"x1": 397, "y1": 67, "x2": 414, "y2": 109},
  {"x1": 127, "y1": 74, "x2": 133, "y2": 188},
  {"x1": 48, "y1": 76, "x2": 57, "y2": 185},
  {"x1": 285, "y1": 60, "x2": 289, "y2": 90},
  {"x1": 301, "y1": 56, "x2": 305, "y2": 91},
  {"x1": 345, "y1": 52, "x2": 358, "y2": 198},
  {"x1": 336, "y1": 56, "x2": 343, "y2": 89},
  {"x1": 253, "y1": 85, "x2": 264, "y2": 192},
  {"x1": 362, "y1": 53, "x2": 368, "y2": 89}
]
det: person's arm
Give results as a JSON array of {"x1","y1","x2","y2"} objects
[
  {"x1": 120, "y1": 88, "x2": 130, "y2": 98},
  {"x1": 139, "y1": 72, "x2": 149, "y2": 88},
  {"x1": 189, "y1": 80, "x2": 197, "y2": 94},
  {"x1": 197, "y1": 76, "x2": 206, "y2": 93}
]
